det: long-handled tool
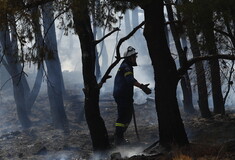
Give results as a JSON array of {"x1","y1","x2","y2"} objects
[{"x1": 132, "y1": 106, "x2": 140, "y2": 141}]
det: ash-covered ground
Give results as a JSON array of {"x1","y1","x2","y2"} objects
[{"x1": 0, "y1": 88, "x2": 235, "y2": 160}]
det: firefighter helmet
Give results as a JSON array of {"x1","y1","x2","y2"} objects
[{"x1": 123, "y1": 46, "x2": 138, "y2": 58}]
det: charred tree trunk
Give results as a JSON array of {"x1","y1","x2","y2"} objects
[
  {"x1": 42, "y1": 2, "x2": 68, "y2": 130},
  {"x1": 179, "y1": 1, "x2": 211, "y2": 118},
  {"x1": 141, "y1": 1, "x2": 189, "y2": 147},
  {"x1": 199, "y1": 10, "x2": 224, "y2": 115},
  {"x1": 187, "y1": 31, "x2": 211, "y2": 118},
  {"x1": 71, "y1": 0, "x2": 109, "y2": 150},
  {"x1": 165, "y1": 1, "x2": 195, "y2": 114}
]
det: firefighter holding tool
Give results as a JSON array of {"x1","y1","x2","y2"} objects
[{"x1": 113, "y1": 46, "x2": 151, "y2": 145}]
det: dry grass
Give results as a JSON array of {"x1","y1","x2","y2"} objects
[
  {"x1": 170, "y1": 143, "x2": 233, "y2": 160},
  {"x1": 172, "y1": 154, "x2": 192, "y2": 160}
]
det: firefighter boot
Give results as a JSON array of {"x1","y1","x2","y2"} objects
[
  {"x1": 114, "y1": 135, "x2": 130, "y2": 146},
  {"x1": 114, "y1": 127, "x2": 130, "y2": 146}
]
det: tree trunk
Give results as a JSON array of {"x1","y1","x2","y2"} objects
[
  {"x1": 27, "y1": 65, "x2": 43, "y2": 112},
  {"x1": 165, "y1": 1, "x2": 195, "y2": 113},
  {"x1": 141, "y1": 1, "x2": 189, "y2": 147},
  {"x1": 187, "y1": 32, "x2": 211, "y2": 118},
  {"x1": 199, "y1": 10, "x2": 224, "y2": 115},
  {"x1": 97, "y1": 27, "x2": 109, "y2": 71},
  {"x1": 42, "y1": 2, "x2": 68, "y2": 130},
  {"x1": 125, "y1": 9, "x2": 132, "y2": 35},
  {"x1": 0, "y1": 30, "x2": 31, "y2": 128},
  {"x1": 72, "y1": 0, "x2": 109, "y2": 150},
  {"x1": 92, "y1": 15, "x2": 102, "y2": 80},
  {"x1": 179, "y1": 0, "x2": 211, "y2": 118}
]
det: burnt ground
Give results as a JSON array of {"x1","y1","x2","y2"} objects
[{"x1": 0, "y1": 89, "x2": 235, "y2": 160}]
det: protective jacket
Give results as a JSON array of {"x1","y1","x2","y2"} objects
[
  {"x1": 113, "y1": 59, "x2": 137, "y2": 99},
  {"x1": 113, "y1": 59, "x2": 137, "y2": 143}
]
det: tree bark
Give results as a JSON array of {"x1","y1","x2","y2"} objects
[
  {"x1": 165, "y1": 1, "x2": 195, "y2": 114},
  {"x1": 91, "y1": 15, "x2": 102, "y2": 80},
  {"x1": 71, "y1": 0, "x2": 110, "y2": 150},
  {"x1": 179, "y1": 2, "x2": 211, "y2": 117},
  {"x1": 187, "y1": 31, "x2": 211, "y2": 118},
  {"x1": 42, "y1": 2, "x2": 68, "y2": 130},
  {"x1": 125, "y1": 9, "x2": 132, "y2": 35},
  {"x1": 0, "y1": 30, "x2": 31, "y2": 128},
  {"x1": 199, "y1": 9, "x2": 224, "y2": 115},
  {"x1": 141, "y1": 1, "x2": 189, "y2": 147}
]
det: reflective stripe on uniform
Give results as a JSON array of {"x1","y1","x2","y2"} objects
[
  {"x1": 115, "y1": 123, "x2": 126, "y2": 127},
  {"x1": 124, "y1": 71, "x2": 133, "y2": 77}
]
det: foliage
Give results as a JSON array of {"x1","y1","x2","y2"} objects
[
  {"x1": 0, "y1": 0, "x2": 138, "y2": 64},
  {"x1": 177, "y1": 0, "x2": 235, "y2": 53}
]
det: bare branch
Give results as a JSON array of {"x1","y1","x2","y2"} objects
[
  {"x1": 223, "y1": 61, "x2": 234, "y2": 104},
  {"x1": 164, "y1": 2, "x2": 177, "y2": 6},
  {"x1": 165, "y1": 20, "x2": 181, "y2": 25},
  {"x1": 94, "y1": 27, "x2": 120, "y2": 45},
  {"x1": 116, "y1": 21, "x2": 145, "y2": 59},
  {"x1": 213, "y1": 28, "x2": 235, "y2": 42},
  {"x1": 0, "y1": 56, "x2": 11, "y2": 74},
  {"x1": 98, "y1": 21, "x2": 145, "y2": 88},
  {"x1": 178, "y1": 54, "x2": 235, "y2": 78},
  {"x1": 42, "y1": 3, "x2": 71, "y2": 41},
  {"x1": 0, "y1": 53, "x2": 4, "y2": 64},
  {"x1": 0, "y1": 77, "x2": 13, "y2": 91},
  {"x1": 0, "y1": 72, "x2": 24, "y2": 91}
]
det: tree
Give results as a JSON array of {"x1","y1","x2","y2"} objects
[
  {"x1": 198, "y1": 2, "x2": 224, "y2": 115},
  {"x1": 165, "y1": 0, "x2": 195, "y2": 114},
  {"x1": 0, "y1": 28, "x2": 32, "y2": 128},
  {"x1": 71, "y1": 0, "x2": 110, "y2": 150},
  {"x1": 41, "y1": 2, "x2": 69, "y2": 130},
  {"x1": 0, "y1": 16, "x2": 44, "y2": 128},
  {"x1": 178, "y1": 0, "x2": 235, "y2": 115},
  {"x1": 141, "y1": 0, "x2": 189, "y2": 147},
  {"x1": 176, "y1": 0, "x2": 211, "y2": 118},
  {"x1": 0, "y1": 0, "x2": 68, "y2": 129}
]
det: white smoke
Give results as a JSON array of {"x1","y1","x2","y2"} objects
[{"x1": 89, "y1": 146, "x2": 145, "y2": 160}]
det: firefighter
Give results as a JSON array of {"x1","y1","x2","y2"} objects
[{"x1": 113, "y1": 46, "x2": 151, "y2": 145}]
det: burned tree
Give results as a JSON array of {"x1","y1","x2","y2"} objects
[
  {"x1": 71, "y1": 0, "x2": 110, "y2": 150},
  {"x1": 165, "y1": 0, "x2": 195, "y2": 114},
  {"x1": 142, "y1": 1, "x2": 189, "y2": 147}
]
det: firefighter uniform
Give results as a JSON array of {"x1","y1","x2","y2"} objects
[{"x1": 113, "y1": 59, "x2": 137, "y2": 143}]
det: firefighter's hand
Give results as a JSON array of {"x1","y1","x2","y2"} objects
[{"x1": 140, "y1": 84, "x2": 151, "y2": 95}]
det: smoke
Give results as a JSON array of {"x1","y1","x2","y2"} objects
[
  {"x1": 111, "y1": 146, "x2": 145, "y2": 158},
  {"x1": 133, "y1": 89, "x2": 148, "y2": 105},
  {"x1": 44, "y1": 152, "x2": 86, "y2": 160},
  {"x1": 90, "y1": 146, "x2": 145, "y2": 160}
]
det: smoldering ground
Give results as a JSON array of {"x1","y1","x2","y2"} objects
[
  {"x1": 0, "y1": 80, "x2": 159, "y2": 160},
  {"x1": 0, "y1": 81, "x2": 235, "y2": 160}
]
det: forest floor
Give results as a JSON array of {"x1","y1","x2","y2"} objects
[{"x1": 0, "y1": 89, "x2": 235, "y2": 160}]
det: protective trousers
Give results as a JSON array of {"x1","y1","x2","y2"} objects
[{"x1": 114, "y1": 97, "x2": 133, "y2": 139}]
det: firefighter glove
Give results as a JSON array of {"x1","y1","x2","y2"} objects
[{"x1": 140, "y1": 83, "x2": 151, "y2": 95}]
